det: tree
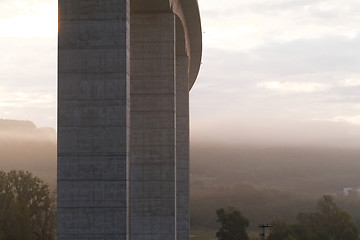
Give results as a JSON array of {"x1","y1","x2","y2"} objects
[
  {"x1": 268, "y1": 195, "x2": 359, "y2": 240},
  {"x1": 0, "y1": 170, "x2": 56, "y2": 240},
  {"x1": 315, "y1": 195, "x2": 358, "y2": 240},
  {"x1": 216, "y1": 207, "x2": 250, "y2": 240},
  {"x1": 267, "y1": 219, "x2": 294, "y2": 240}
]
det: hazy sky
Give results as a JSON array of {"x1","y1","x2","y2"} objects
[{"x1": 1, "y1": 0, "x2": 360, "y2": 147}]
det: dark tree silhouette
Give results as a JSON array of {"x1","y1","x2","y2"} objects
[
  {"x1": 315, "y1": 195, "x2": 358, "y2": 240},
  {"x1": 216, "y1": 207, "x2": 249, "y2": 240},
  {"x1": 0, "y1": 170, "x2": 55, "y2": 240},
  {"x1": 268, "y1": 195, "x2": 359, "y2": 240}
]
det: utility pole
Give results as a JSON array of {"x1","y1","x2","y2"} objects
[{"x1": 259, "y1": 224, "x2": 272, "y2": 240}]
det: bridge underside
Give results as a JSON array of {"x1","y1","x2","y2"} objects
[{"x1": 57, "y1": 0, "x2": 201, "y2": 239}]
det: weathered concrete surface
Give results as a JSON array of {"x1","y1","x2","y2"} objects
[
  {"x1": 176, "y1": 0, "x2": 202, "y2": 89},
  {"x1": 175, "y1": 16, "x2": 190, "y2": 240},
  {"x1": 130, "y1": 11, "x2": 177, "y2": 240},
  {"x1": 133, "y1": 0, "x2": 202, "y2": 89},
  {"x1": 58, "y1": 0, "x2": 201, "y2": 239},
  {"x1": 57, "y1": 0, "x2": 130, "y2": 239},
  {"x1": 176, "y1": 55, "x2": 190, "y2": 240}
]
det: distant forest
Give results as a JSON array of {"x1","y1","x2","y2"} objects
[{"x1": 1, "y1": 119, "x2": 360, "y2": 236}]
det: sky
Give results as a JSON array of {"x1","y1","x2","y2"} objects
[{"x1": 1, "y1": 0, "x2": 360, "y2": 147}]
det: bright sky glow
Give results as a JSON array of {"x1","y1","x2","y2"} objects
[
  {"x1": 0, "y1": 1, "x2": 57, "y2": 38},
  {"x1": 199, "y1": 0, "x2": 360, "y2": 51},
  {"x1": 257, "y1": 81, "x2": 332, "y2": 93},
  {"x1": 1, "y1": 0, "x2": 360, "y2": 147},
  {"x1": 332, "y1": 115, "x2": 360, "y2": 126},
  {"x1": 340, "y1": 77, "x2": 360, "y2": 87}
]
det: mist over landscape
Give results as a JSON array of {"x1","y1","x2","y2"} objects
[
  {"x1": 2, "y1": 0, "x2": 360, "y2": 239},
  {"x1": 2, "y1": 118, "x2": 360, "y2": 236},
  {"x1": 0, "y1": 119, "x2": 56, "y2": 182}
]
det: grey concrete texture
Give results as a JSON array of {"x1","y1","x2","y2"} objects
[
  {"x1": 130, "y1": 12, "x2": 177, "y2": 239},
  {"x1": 132, "y1": 0, "x2": 202, "y2": 88},
  {"x1": 176, "y1": 56, "x2": 190, "y2": 240},
  {"x1": 58, "y1": 0, "x2": 130, "y2": 239},
  {"x1": 58, "y1": 0, "x2": 201, "y2": 239}
]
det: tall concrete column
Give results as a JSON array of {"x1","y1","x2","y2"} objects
[
  {"x1": 58, "y1": 1, "x2": 202, "y2": 239},
  {"x1": 57, "y1": 1, "x2": 130, "y2": 239},
  {"x1": 130, "y1": 11, "x2": 177, "y2": 240}
]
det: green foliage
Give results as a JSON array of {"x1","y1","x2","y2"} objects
[
  {"x1": 0, "y1": 170, "x2": 56, "y2": 240},
  {"x1": 216, "y1": 207, "x2": 250, "y2": 240},
  {"x1": 190, "y1": 183, "x2": 315, "y2": 231},
  {"x1": 267, "y1": 220, "x2": 293, "y2": 240},
  {"x1": 268, "y1": 195, "x2": 359, "y2": 240},
  {"x1": 316, "y1": 195, "x2": 358, "y2": 240}
]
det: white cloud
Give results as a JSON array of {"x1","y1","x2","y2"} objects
[
  {"x1": 0, "y1": 88, "x2": 55, "y2": 109},
  {"x1": 339, "y1": 77, "x2": 360, "y2": 87},
  {"x1": 332, "y1": 115, "x2": 360, "y2": 125},
  {"x1": 198, "y1": 0, "x2": 360, "y2": 51},
  {"x1": 257, "y1": 81, "x2": 332, "y2": 93},
  {"x1": 0, "y1": 85, "x2": 56, "y2": 128}
]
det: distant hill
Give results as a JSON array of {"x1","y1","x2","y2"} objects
[
  {"x1": 0, "y1": 119, "x2": 56, "y2": 142},
  {"x1": 0, "y1": 119, "x2": 56, "y2": 181},
  {"x1": 0, "y1": 119, "x2": 36, "y2": 129}
]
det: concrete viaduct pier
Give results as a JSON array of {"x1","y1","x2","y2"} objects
[{"x1": 57, "y1": 0, "x2": 202, "y2": 239}]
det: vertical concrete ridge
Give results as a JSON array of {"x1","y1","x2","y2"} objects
[
  {"x1": 176, "y1": 55, "x2": 190, "y2": 240},
  {"x1": 130, "y1": 11, "x2": 177, "y2": 240}
]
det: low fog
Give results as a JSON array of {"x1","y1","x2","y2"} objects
[
  {"x1": 1, "y1": 117, "x2": 360, "y2": 189},
  {"x1": 191, "y1": 116, "x2": 360, "y2": 148},
  {"x1": 0, "y1": 119, "x2": 56, "y2": 180},
  {"x1": 2, "y1": 118, "x2": 360, "y2": 231}
]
